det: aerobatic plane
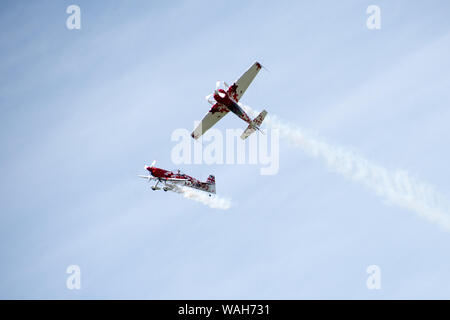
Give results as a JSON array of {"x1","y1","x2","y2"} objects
[
  {"x1": 191, "y1": 61, "x2": 268, "y2": 140},
  {"x1": 138, "y1": 161, "x2": 216, "y2": 196}
]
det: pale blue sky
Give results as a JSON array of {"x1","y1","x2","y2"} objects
[{"x1": 1, "y1": 0, "x2": 450, "y2": 299}]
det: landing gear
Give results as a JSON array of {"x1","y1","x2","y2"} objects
[
  {"x1": 163, "y1": 187, "x2": 169, "y2": 192},
  {"x1": 151, "y1": 181, "x2": 161, "y2": 191}
]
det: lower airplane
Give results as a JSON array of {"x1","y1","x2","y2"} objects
[{"x1": 138, "y1": 161, "x2": 216, "y2": 196}]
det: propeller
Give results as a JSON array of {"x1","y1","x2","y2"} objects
[
  {"x1": 144, "y1": 160, "x2": 157, "y2": 176},
  {"x1": 206, "y1": 81, "x2": 228, "y2": 105},
  {"x1": 216, "y1": 80, "x2": 224, "y2": 90},
  {"x1": 139, "y1": 160, "x2": 157, "y2": 183},
  {"x1": 144, "y1": 160, "x2": 156, "y2": 171},
  {"x1": 138, "y1": 175, "x2": 152, "y2": 182},
  {"x1": 205, "y1": 94, "x2": 214, "y2": 105}
]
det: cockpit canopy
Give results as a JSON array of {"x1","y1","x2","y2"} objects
[{"x1": 173, "y1": 169, "x2": 186, "y2": 176}]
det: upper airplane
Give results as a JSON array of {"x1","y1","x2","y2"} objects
[{"x1": 191, "y1": 62, "x2": 268, "y2": 140}]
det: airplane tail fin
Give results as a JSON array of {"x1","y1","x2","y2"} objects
[
  {"x1": 206, "y1": 175, "x2": 216, "y2": 194},
  {"x1": 240, "y1": 109, "x2": 267, "y2": 140}
]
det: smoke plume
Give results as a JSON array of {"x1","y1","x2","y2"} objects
[
  {"x1": 175, "y1": 186, "x2": 231, "y2": 210},
  {"x1": 243, "y1": 106, "x2": 450, "y2": 231}
]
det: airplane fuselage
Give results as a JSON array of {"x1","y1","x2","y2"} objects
[
  {"x1": 213, "y1": 89, "x2": 252, "y2": 124},
  {"x1": 147, "y1": 166, "x2": 193, "y2": 181}
]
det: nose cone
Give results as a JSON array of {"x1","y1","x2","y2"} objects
[
  {"x1": 218, "y1": 90, "x2": 226, "y2": 98},
  {"x1": 146, "y1": 166, "x2": 153, "y2": 175},
  {"x1": 214, "y1": 89, "x2": 226, "y2": 100}
]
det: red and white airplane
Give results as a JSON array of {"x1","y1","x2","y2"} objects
[
  {"x1": 191, "y1": 61, "x2": 268, "y2": 140},
  {"x1": 138, "y1": 161, "x2": 216, "y2": 196}
]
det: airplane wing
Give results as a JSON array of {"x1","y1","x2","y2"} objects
[
  {"x1": 164, "y1": 177, "x2": 189, "y2": 181},
  {"x1": 227, "y1": 62, "x2": 263, "y2": 102},
  {"x1": 191, "y1": 103, "x2": 230, "y2": 139},
  {"x1": 138, "y1": 175, "x2": 157, "y2": 180},
  {"x1": 138, "y1": 175, "x2": 187, "y2": 182}
]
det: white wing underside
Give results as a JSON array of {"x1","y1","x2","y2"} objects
[
  {"x1": 228, "y1": 62, "x2": 262, "y2": 102},
  {"x1": 191, "y1": 104, "x2": 229, "y2": 140}
]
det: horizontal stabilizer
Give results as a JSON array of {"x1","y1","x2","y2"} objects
[{"x1": 240, "y1": 110, "x2": 267, "y2": 140}]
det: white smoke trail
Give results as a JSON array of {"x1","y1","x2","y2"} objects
[
  {"x1": 244, "y1": 106, "x2": 450, "y2": 231},
  {"x1": 175, "y1": 186, "x2": 231, "y2": 210}
]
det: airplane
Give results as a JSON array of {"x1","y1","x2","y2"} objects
[
  {"x1": 191, "y1": 61, "x2": 268, "y2": 140},
  {"x1": 138, "y1": 161, "x2": 216, "y2": 196}
]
